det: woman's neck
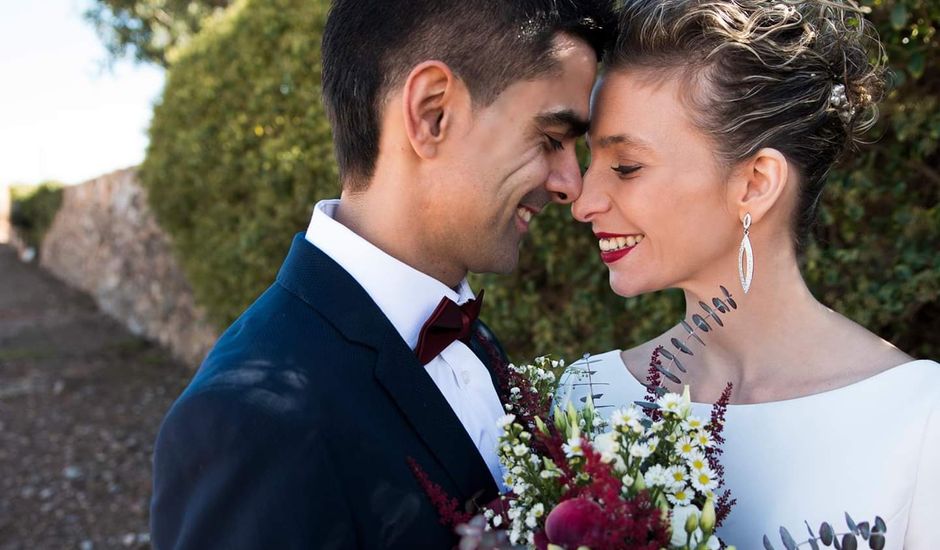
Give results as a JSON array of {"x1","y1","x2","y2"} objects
[{"x1": 678, "y1": 246, "x2": 833, "y2": 399}]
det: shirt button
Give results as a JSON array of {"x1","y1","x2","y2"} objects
[{"x1": 461, "y1": 370, "x2": 471, "y2": 385}]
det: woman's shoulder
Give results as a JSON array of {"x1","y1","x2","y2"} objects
[{"x1": 889, "y1": 358, "x2": 940, "y2": 402}]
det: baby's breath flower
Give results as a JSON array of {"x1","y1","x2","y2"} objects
[
  {"x1": 497, "y1": 414, "x2": 516, "y2": 430},
  {"x1": 629, "y1": 440, "x2": 652, "y2": 459},
  {"x1": 525, "y1": 513, "x2": 537, "y2": 528},
  {"x1": 643, "y1": 464, "x2": 669, "y2": 487}
]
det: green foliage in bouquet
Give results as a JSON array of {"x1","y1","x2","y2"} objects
[
  {"x1": 142, "y1": 0, "x2": 936, "y2": 358},
  {"x1": 140, "y1": 0, "x2": 337, "y2": 328},
  {"x1": 9, "y1": 182, "x2": 64, "y2": 249},
  {"x1": 763, "y1": 513, "x2": 887, "y2": 550}
]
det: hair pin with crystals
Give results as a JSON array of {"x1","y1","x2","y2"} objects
[{"x1": 829, "y1": 83, "x2": 856, "y2": 123}]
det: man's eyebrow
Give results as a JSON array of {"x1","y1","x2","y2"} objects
[{"x1": 535, "y1": 110, "x2": 590, "y2": 138}]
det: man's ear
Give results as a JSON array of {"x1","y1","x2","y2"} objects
[
  {"x1": 728, "y1": 147, "x2": 790, "y2": 225},
  {"x1": 401, "y1": 61, "x2": 460, "y2": 160}
]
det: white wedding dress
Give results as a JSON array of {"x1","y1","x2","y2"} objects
[{"x1": 556, "y1": 350, "x2": 940, "y2": 550}]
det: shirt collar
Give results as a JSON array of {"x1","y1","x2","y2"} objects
[{"x1": 305, "y1": 199, "x2": 475, "y2": 350}]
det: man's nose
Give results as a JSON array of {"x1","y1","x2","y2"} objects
[{"x1": 547, "y1": 150, "x2": 584, "y2": 205}]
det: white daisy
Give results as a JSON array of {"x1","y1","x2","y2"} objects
[
  {"x1": 562, "y1": 436, "x2": 583, "y2": 458},
  {"x1": 656, "y1": 393, "x2": 685, "y2": 415},
  {"x1": 686, "y1": 450, "x2": 708, "y2": 472},
  {"x1": 682, "y1": 415, "x2": 706, "y2": 431},
  {"x1": 666, "y1": 465, "x2": 687, "y2": 489},
  {"x1": 695, "y1": 430, "x2": 714, "y2": 448},
  {"x1": 677, "y1": 435, "x2": 697, "y2": 459},
  {"x1": 610, "y1": 406, "x2": 643, "y2": 431},
  {"x1": 690, "y1": 466, "x2": 719, "y2": 493},
  {"x1": 667, "y1": 485, "x2": 693, "y2": 506}
]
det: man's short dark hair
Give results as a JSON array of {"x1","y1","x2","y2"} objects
[{"x1": 321, "y1": 0, "x2": 616, "y2": 190}]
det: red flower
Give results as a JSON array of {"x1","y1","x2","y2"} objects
[{"x1": 544, "y1": 497, "x2": 606, "y2": 547}]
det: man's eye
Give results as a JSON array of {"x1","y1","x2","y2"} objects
[
  {"x1": 544, "y1": 135, "x2": 564, "y2": 151},
  {"x1": 612, "y1": 164, "x2": 642, "y2": 177}
]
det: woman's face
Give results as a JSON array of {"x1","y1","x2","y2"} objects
[{"x1": 573, "y1": 69, "x2": 742, "y2": 298}]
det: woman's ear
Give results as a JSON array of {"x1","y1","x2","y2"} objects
[
  {"x1": 400, "y1": 61, "x2": 460, "y2": 160},
  {"x1": 729, "y1": 147, "x2": 791, "y2": 225}
]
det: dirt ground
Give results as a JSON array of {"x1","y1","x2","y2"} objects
[{"x1": 0, "y1": 245, "x2": 194, "y2": 549}]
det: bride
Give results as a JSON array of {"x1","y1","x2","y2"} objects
[{"x1": 557, "y1": 0, "x2": 938, "y2": 547}]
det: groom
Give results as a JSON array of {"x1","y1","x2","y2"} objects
[{"x1": 151, "y1": 1, "x2": 612, "y2": 548}]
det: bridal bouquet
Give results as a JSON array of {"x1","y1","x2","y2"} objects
[
  {"x1": 451, "y1": 354, "x2": 887, "y2": 550},
  {"x1": 466, "y1": 353, "x2": 735, "y2": 550}
]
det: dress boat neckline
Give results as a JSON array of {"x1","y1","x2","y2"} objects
[{"x1": 596, "y1": 350, "x2": 935, "y2": 409}]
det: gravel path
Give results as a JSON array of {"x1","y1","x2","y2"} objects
[{"x1": 0, "y1": 245, "x2": 193, "y2": 549}]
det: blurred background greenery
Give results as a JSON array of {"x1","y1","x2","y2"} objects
[
  {"x1": 10, "y1": 182, "x2": 64, "y2": 250},
  {"x1": 74, "y1": 0, "x2": 938, "y2": 360}
]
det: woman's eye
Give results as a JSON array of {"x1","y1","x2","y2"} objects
[
  {"x1": 611, "y1": 164, "x2": 642, "y2": 177},
  {"x1": 544, "y1": 135, "x2": 564, "y2": 151}
]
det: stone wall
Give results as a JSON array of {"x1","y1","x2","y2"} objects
[{"x1": 40, "y1": 168, "x2": 217, "y2": 366}]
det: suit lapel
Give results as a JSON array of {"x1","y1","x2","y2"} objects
[
  {"x1": 276, "y1": 234, "x2": 498, "y2": 504},
  {"x1": 372, "y1": 331, "x2": 499, "y2": 504}
]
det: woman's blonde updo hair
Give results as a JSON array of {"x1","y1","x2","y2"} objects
[{"x1": 609, "y1": 0, "x2": 887, "y2": 244}]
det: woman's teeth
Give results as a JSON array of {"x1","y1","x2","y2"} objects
[
  {"x1": 599, "y1": 235, "x2": 644, "y2": 252},
  {"x1": 517, "y1": 207, "x2": 533, "y2": 223}
]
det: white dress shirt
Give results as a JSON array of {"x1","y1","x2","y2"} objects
[{"x1": 305, "y1": 199, "x2": 507, "y2": 490}]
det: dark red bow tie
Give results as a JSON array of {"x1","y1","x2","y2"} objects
[{"x1": 415, "y1": 290, "x2": 484, "y2": 365}]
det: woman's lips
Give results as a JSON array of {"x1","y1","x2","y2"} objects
[{"x1": 595, "y1": 232, "x2": 644, "y2": 264}]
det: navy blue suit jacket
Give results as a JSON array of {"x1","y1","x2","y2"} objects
[{"x1": 151, "y1": 234, "x2": 505, "y2": 549}]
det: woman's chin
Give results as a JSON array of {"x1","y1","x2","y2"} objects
[{"x1": 609, "y1": 273, "x2": 657, "y2": 299}]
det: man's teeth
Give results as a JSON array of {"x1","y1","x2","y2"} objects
[
  {"x1": 517, "y1": 207, "x2": 533, "y2": 223},
  {"x1": 598, "y1": 235, "x2": 644, "y2": 252}
]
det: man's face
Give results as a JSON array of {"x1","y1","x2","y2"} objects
[{"x1": 424, "y1": 33, "x2": 597, "y2": 277}]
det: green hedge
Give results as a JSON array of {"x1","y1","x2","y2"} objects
[
  {"x1": 9, "y1": 182, "x2": 64, "y2": 250},
  {"x1": 141, "y1": 0, "x2": 336, "y2": 328},
  {"x1": 143, "y1": 0, "x2": 938, "y2": 360}
]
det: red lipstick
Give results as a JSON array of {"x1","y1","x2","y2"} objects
[{"x1": 595, "y1": 232, "x2": 640, "y2": 264}]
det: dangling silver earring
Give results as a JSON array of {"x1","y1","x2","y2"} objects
[{"x1": 738, "y1": 213, "x2": 754, "y2": 294}]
